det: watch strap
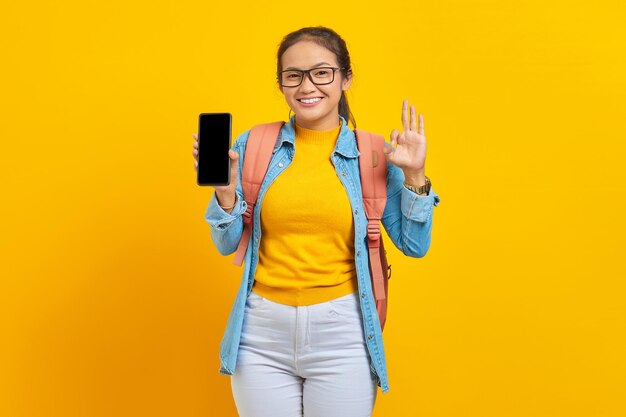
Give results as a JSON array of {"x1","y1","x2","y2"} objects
[{"x1": 404, "y1": 176, "x2": 431, "y2": 195}]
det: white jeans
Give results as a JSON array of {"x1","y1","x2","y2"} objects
[{"x1": 231, "y1": 290, "x2": 378, "y2": 417}]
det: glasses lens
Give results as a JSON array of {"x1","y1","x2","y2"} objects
[
  {"x1": 310, "y1": 67, "x2": 335, "y2": 85},
  {"x1": 281, "y1": 71, "x2": 303, "y2": 87}
]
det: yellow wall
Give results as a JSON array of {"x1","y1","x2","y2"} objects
[{"x1": 2, "y1": 1, "x2": 625, "y2": 416}]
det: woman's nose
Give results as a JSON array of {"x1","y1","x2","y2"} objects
[{"x1": 299, "y1": 73, "x2": 317, "y2": 92}]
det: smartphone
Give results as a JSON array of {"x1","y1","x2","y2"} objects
[{"x1": 197, "y1": 113, "x2": 232, "y2": 186}]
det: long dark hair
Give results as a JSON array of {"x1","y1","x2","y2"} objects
[{"x1": 276, "y1": 26, "x2": 357, "y2": 129}]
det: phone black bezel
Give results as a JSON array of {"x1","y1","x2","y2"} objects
[{"x1": 197, "y1": 112, "x2": 232, "y2": 186}]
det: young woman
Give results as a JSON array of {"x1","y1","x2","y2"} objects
[{"x1": 192, "y1": 26, "x2": 440, "y2": 417}]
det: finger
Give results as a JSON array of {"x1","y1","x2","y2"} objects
[
  {"x1": 419, "y1": 113, "x2": 425, "y2": 135},
  {"x1": 194, "y1": 161, "x2": 198, "y2": 172},
  {"x1": 384, "y1": 142, "x2": 394, "y2": 161},
  {"x1": 396, "y1": 130, "x2": 407, "y2": 145},
  {"x1": 390, "y1": 129, "x2": 400, "y2": 147},
  {"x1": 193, "y1": 141, "x2": 198, "y2": 149},
  {"x1": 410, "y1": 106, "x2": 417, "y2": 131},
  {"x1": 402, "y1": 99, "x2": 409, "y2": 131},
  {"x1": 230, "y1": 149, "x2": 240, "y2": 165},
  {"x1": 193, "y1": 133, "x2": 198, "y2": 141},
  {"x1": 229, "y1": 151, "x2": 239, "y2": 183},
  {"x1": 193, "y1": 149, "x2": 198, "y2": 158}
]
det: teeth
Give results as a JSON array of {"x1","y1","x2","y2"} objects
[{"x1": 300, "y1": 97, "x2": 321, "y2": 104}]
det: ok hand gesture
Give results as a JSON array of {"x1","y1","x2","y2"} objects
[{"x1": 384, "y1": 99, "x2": 427, "y2": 177}]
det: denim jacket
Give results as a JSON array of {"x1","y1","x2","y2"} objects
[{"x1": 204, "y1": 114, "x2": 440, "y2": 393}]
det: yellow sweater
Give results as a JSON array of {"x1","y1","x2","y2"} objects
[{"x1": 251, "y1": 120, "x2": 358, "y2": 306}]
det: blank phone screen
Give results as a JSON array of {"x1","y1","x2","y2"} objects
[{"x1": 197, "y1": 113, "x2": 231, "y2": 185}]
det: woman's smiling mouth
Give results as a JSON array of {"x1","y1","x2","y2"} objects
[{"x1": 297, "y1": 97, "x2": 323, "y2": 106}]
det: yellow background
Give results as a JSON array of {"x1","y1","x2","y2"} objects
[{"x1": 2, "y1": 0, "x2": 625, "y2": 416}]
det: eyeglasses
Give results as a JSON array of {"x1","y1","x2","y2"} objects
[{"x1": 277, "y1": 66, "x2": 345, "y2": 87}]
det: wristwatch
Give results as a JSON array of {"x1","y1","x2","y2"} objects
[{"x1": 404, "y1": 176, "x2": 431, "y2": 195}]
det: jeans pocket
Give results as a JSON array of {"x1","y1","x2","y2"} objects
[
  {"x1": 328, "y1": 292, "x2": 360, "y2": 319},
  {"x1": 246, "y1": 290, "x2": 266, "y2": 310}
]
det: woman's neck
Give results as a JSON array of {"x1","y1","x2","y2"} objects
[{"x1": 294, "y1": 114, "x2": 341, "y2": 131}]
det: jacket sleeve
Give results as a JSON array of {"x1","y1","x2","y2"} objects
[
  {"x1": 380, "y1": 161, "x2": 441, "y2": 258},
  {"x1": 203, "y1": 130, "x2": 250, "y2": 256}
]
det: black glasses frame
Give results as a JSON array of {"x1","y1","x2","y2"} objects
[{"x1": 277, "y1": 67, "x2": 345, "y2": 87}]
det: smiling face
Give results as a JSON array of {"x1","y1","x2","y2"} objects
[{"x1": 279, "y1": 40, "x2": 352, "y2": 131}]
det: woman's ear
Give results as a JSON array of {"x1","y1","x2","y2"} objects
[{"x1": 342, "y1": 74, "x2": 352, "y2": 91}]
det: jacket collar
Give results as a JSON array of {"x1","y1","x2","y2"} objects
[{"x1": 277, "y1": 114, "x2": 360, "y2": 158}]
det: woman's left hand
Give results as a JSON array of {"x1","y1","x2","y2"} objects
[{"x1": 384, "y1": 99, "x2": 427, "y2": 176}]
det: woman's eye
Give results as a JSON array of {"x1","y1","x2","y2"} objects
[
  {"x1": 314, "y1": 70, "x2": 328, "y2": 76},
  {"x1": 287, "y1": 73, "x2": 300, "y2": 79}
]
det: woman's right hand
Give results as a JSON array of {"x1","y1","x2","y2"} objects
[{"x1": 193, "y1": 133, "x2": 240, "y2": 208}]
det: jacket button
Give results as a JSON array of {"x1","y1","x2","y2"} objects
[
  {"x1": 341, "y1": 172, "x2": 346, "y2": 176},
  {"x1": 278, "y1": 162, "x2": 284, "y2": 168},
  {"x1": 361, "y1": 292, "x2": 366, "y2": 299},
  {"x1": 367, "y1": 335, "x2": 373, "y2": 341},
  {"x1": 356, "y1": 251, "x2": 361, "y2": 257},
  {"x1": 354, "y1": 209, "x2": 358, "y2": 215}
]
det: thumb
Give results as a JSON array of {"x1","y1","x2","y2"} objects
[{"x1": 229, "y1": 150, "x2": 240, "y2": 182}]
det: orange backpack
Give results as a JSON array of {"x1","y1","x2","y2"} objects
[{"x1": 231, "y1": 122, "x2": 392, "y2": 330}]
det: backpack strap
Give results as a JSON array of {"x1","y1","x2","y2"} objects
[
  {"x1": 232, "y1": 121, "x2": 285, "y2": 266},
  {"x1": 354, "y1": 128, "x2": 388, "y2": 309}
]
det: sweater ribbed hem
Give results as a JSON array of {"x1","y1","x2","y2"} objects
[{"x1": 252, "y1": 275, "x2": 358, "y2": 306}]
